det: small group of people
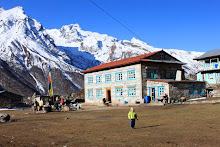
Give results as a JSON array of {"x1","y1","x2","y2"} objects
[
  {"x1": 54, "y1": 97, "x2": 71, "y2": 111},
  {"x1": 34, "y1": 98, "x2": 44, "y2": 111},
  {"x1": 158, "y1": 93, "x2": 169, "y2": 103}
]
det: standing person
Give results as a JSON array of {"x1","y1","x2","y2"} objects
[
  {"x1": 39, "y1": 98, "x2": 43, "y2": 111},
  {"x1": 128, "y1": 107, "x2": 138, "y2": 129},
  {"x1": 58, "y1": 102, "x2": 62, "y2": 111},
  {"x1": 164, "y1": 94, "x2": 168, "y2": 104},
  {"x1": 55, "y1": 97, "x2": 59, "y2": 110},
  {"x1": 34, "y1": 99, "x2": 38, "y2": 111}
]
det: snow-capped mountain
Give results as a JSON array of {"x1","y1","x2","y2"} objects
[
  {"x1": 47, "y1": 24, "x2": 204, "y2": 75},
  {"x1": 0, "y1": 6, "x2": 203, "y2": 97},
  {"x1": 0, "y1": 7, "x2": 100, "y2": 97}
]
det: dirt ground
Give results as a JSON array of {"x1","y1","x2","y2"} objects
[{"x1": 0, "y1": 103, "x2": 220, "y2": 147}]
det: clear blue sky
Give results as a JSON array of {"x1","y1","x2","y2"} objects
[{"x1": 0, "y1": 0, "x2": 220, "y2": 52}]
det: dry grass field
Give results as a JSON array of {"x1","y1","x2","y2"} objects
[{"x1": 0, "y1": 103, "x2": 220, "y2": 147}]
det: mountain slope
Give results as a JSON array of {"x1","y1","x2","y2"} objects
[{"x1": 0, "y1": 7, "x2": 100, "y2": 97}]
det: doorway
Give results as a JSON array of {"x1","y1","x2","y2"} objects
[
  {"x1": 150, "y1": 88, "x2": 155, "y2": 101},
  {"x1": 106, "y1": 88, "x2": 111, "y2": 103}
]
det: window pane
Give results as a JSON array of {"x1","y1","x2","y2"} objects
[
  {"x1": 105, "y1": 74, "x2": 111, "y2": 82},
  {"x1": 128, "y1": 87, "x2": 136, "y2": 96},
  {"x1": 96, "y1": 89, "x2": 102, "y2": 98},
  {"x1": 88, "y1": 90, "x2": 93, "y2": 98},
  {"x1": 96, "y1": 75, "x2": 102, "y2": 83},
  {"x1": 116, "y1": 72, "x2": 123, "y2": 81},
  {"x1": 146, "y1": 69, "x2": 156, "y2": 79},
  {"x1": 116, "y1": 88, "x2": 123, "y2": 97},
  {"x1": 189, "y1": 85, "x2": 194, "y2": 95},
  {"x1": 88, "y1": 77, "x2": 93, "y2": 84},
  {"x1": 127, "y1": 70, "x2": 136, "y2": 80}
]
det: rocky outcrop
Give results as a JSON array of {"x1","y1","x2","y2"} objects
[{"x1": 0, "y1": 113, "x2": 10, "y2": 122}]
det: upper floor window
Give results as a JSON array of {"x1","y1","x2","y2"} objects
[
  {"x1": 159, "y1": 54, "x2": 165, "y2": 60},
  {"x1": 96, "y1": 75, "x2": 102, "y2": 84},
  {"x1": 212, "y1": 58, "x2": 218, "y2": 69},
  {"x1": 205, "y1": 59, "x2": 210, "y2": 68},
  {"x1": 127, "y1": 70, "x2": 136, "y2": 80},
  {"x1": 105, "y1": 74, "x2": 112, "y2": 83},
  {"x1": 88, "y1": 77, "x2": 93, "y2": 85},
  {"x1": 115, "y1": 72, "x2": 123, "y2": 82},
  {"x1": 146, "y1": 69, "x2": 156, "y2": 79},
  {"x1": 166, "y1": 71, "x2": 176, "y2": 79},
  {"x1": 209, "y1": 73, "x2": 213, "y2": 79},
  {"x1": 128, "y1": 87, "x2": 136, "y2": 97},
  {"x1": 88, "y1": 90, "x2": 93, "y2": 98},
  {"x1": 115, "y1": 88, "x2": 123, "y2": 97},
  {"x1": 158, "y1": 86, "x2": 164, "y2": 97}
]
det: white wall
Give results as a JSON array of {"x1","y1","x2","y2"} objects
[{"x1": 84, "y1": 64, "x2": 143, "y2": 105}]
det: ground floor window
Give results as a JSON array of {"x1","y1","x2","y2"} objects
[
  {"x1": 128, "y1": 87, "x2": 136, "y2": 97},
  {"x1": 196, "y1": 84, "x2": 203, "y2": 94},
  {"x1": 115, "y1": 88, "x2": 123, "y2": 97},
  {"x1": 96, "y1": 89, "x2": 102, "y2": 98},
  {"x1": 189, "y1": 84, "x2": 195, "y2": 95},
  {"x1": 88, "y1": 90, "x2": 93, "y2": 98},
  {"x1": 158, "y1": 86, "x2": 164, "y2": 97}
]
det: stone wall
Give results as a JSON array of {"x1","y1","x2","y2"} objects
[
  {"x1": 169, "y1": 83, "x2": 206, "y2": 100},
  {"x1": 84, "y1": 64, "x2": 143, "y2": 105},
  {"x1": 0, "y1": 91, "x2": 23, "y2": 108}
]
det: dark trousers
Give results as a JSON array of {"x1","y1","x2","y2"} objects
[{"x1": 130, "y1": 119, "x2": 135, "y2": 128}]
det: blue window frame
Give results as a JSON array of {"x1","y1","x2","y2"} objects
[
  {"x1": 88, "y1": 90, "x2": 93, "y2": 98},
  {"x1": 96, "y1": 89, "x2": 102, "y2": 98},
  {"x1": 115, "y1": 88, "x2": 123, "y2": 97},
  {"x1": 197, "y1": 84, "x2": 204, "y2": 94},
  {"x1": 96, "y1": 75, "x2": 102, "y2": 84},
  {"x1": 128, "y1": 87, "x2": 136, "y2": 97},
  {"x1": 127, "y1": 70, "x2": 136, "y2": 80},
  {"x1": 105, "y1": 74, "x2": 112, "y2": 83},
  {"x1": 211, "y1": 58, "x2": 217, "y2": 69},
  {"x1": 189, "y1": 84, "x2": 195, "y2": 95},
  {"x1": 115, "y1": 72, "x2": 123, "y2": 82},
  {"x1": 158, "y1": 86, "x2": 164, "y2": 97},
  {"x1": 146, "y1": 69, "x2": 157, "y2": 79},
  {"x1": 88, "y1": 77, "x2": 93, "y2": 85}
]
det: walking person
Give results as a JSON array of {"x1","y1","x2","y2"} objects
[{"x1": 128, "y1": 107, "x2": 138, "y2": 129}]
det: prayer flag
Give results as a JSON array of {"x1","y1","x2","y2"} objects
[{"x1": 48, "y1": 65, "x2": 53, "y2": 97}]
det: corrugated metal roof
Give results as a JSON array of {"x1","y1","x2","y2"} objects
[
  {"x1": 194, "y1": 49, "x2": 220, "y2": 60},
  {"x1": 0, "y1": 90, "x2": 5, "y2": 94},
  {"x1": 141, "y1": 59, "x2": 186, "y2": 65}
]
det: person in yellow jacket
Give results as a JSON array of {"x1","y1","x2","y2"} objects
[{"x1": 128, "y1": 107, "x2": 138, "y2": 129}]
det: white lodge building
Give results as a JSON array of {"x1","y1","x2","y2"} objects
[{"x1": 82, "y1": 50, "x2": 205, "y2": 105}]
